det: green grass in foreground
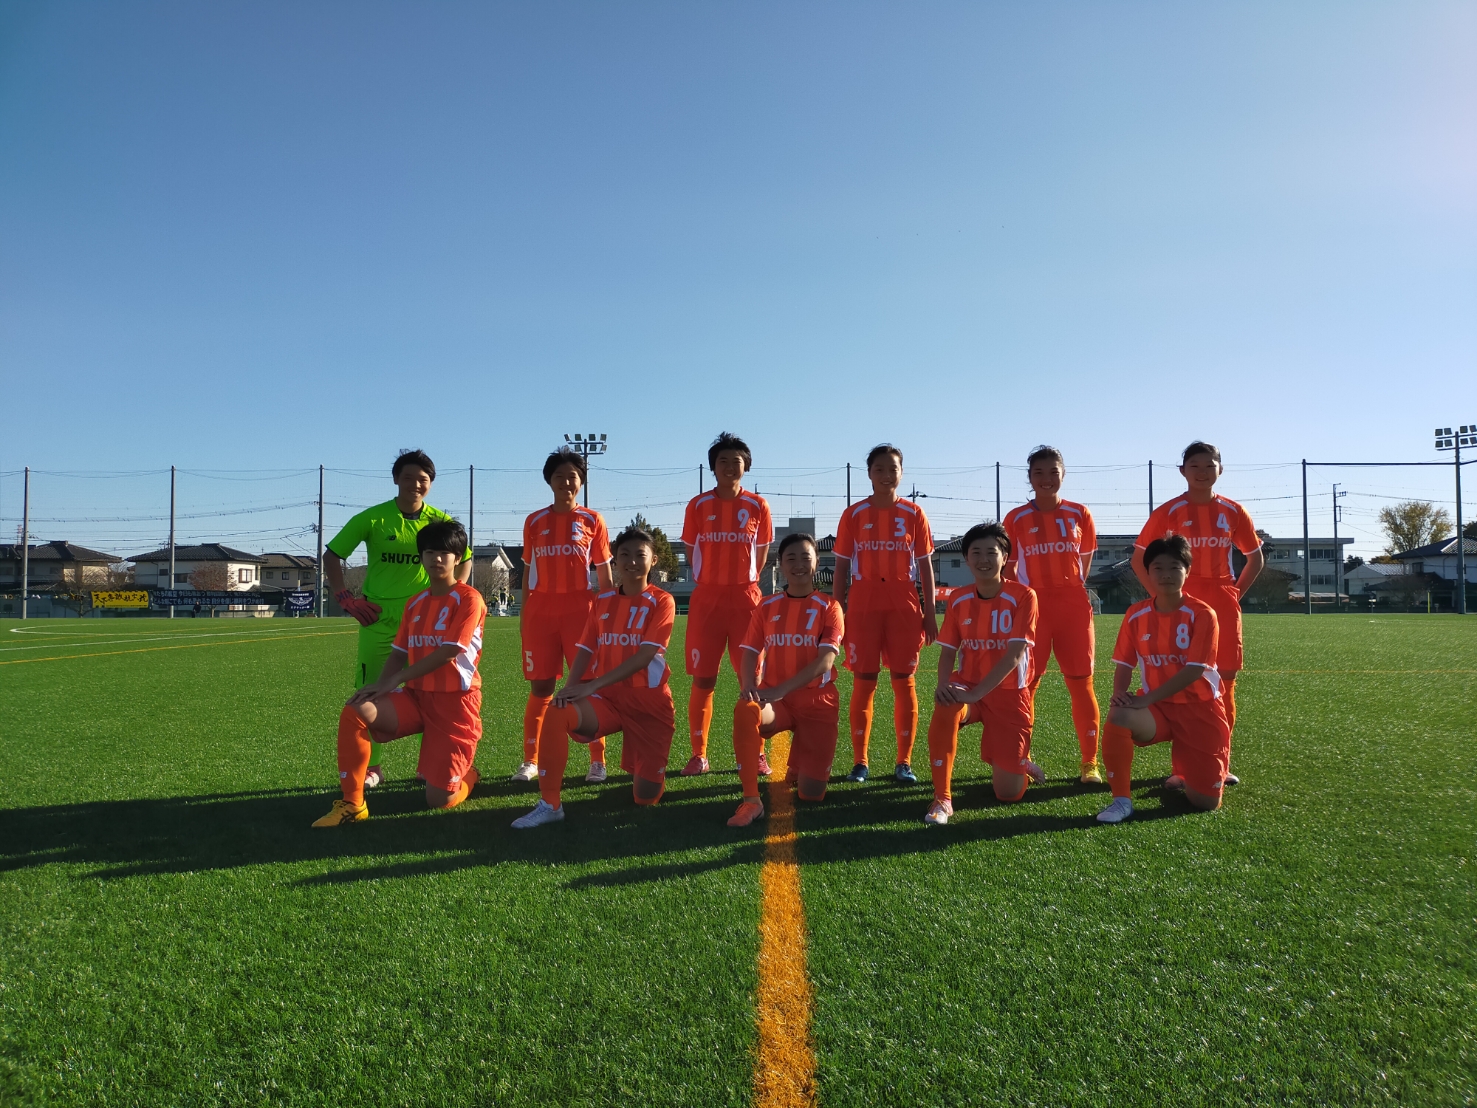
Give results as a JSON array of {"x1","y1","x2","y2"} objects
[{"x1": 0, "y1": 614, "x2": 1473, "y2": 1106}]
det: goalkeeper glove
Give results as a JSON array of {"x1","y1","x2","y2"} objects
[{"x1": 336, "y1": 590, "x2": 382, "y2": 627}]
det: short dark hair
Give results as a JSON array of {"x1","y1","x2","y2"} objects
[
  {"x1": 1143, "y1": 534, "x2": 1192, "y2": 571},
  {"x1": 417, "y1": 519, "x2": 468, "y2": 557},
  {"x1": 1026, "y1": 445, "x2": 1064, "y2": 469},
  {"x1": 543, "y1": 447, "x2": 588, "y2": 486},
  {"x1": 1182, "y1": 441, "x2": 1221, "y2": 466},
  {"x1": 776, "y1": 532, "x2": 817, "y2": 560},
  {"x1": 393, "y1": 449, "x2": 436, "y2": 482},
  {"x1": 613, "y1": 526, "x2": 655, "y2": 554},
  {"x1": 708, "y1": 432, "x2": 753, "y2": 474},
  {"x1": 866, "y1": 443, "x2": 903, "y2": 469},
  {"x1": 961, "y1": 522, "x2": 1010, "y2": 558}
]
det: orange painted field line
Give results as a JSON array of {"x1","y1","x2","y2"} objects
[
  {"x1": 0, "y1": 630, "x2": 355, "y2": 666},
  {"x1": 753, "y1": 731, "x2": 817, "y2": 1108}
]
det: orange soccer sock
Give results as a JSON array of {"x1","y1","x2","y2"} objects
[
  {"x1": 734, "y1": 700, "x2": 764, "y2": 799},
  {"x1": 1064, "y1": 675, "x2": 1102, "y2": 765},
  {"x1": 1223, "y1": 678, "x2": 1238, "y2": 736},
  {"x1": 442, "y1": 766, "x2": 480, "y2": 810},
  {"x1": 336, "y1": 706, "x2": 373, "y2": 806},
  {"x1": 537, "y1": 705, "x2": 579, "y2": 808},
  {"x1": 892, "y1": 675, "x2": 919, "y2": 764},
  {"x1": 849, "y1": 677, "x2": 877, "y2": 766},
  {"x1": 687, "y1": 686, "x2": 715, "y2": 759},
  {"x1": 589, "y1": 737, "x2": 606, "y2": 765},
  {"x1": 521, "y1": 694, "x2": 553, "y2": 764},
  {"x1": 1102, "y1": 721, "x2": 1136, "y2": 800},
  {"x1": 926, "y1": 703, "x2": 963, "y2": 802}
]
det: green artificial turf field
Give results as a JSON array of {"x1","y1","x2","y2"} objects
[{"x1": 0, "y1": 614, "x2": 1472, "y2": 1107}]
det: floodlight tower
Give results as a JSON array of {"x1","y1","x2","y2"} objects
[
  {"x1": 563, "y1": 433, "x2": 608, "y2": 507},
  {"x1": 1434, "y1": 424, "x2": 1474, "y2": 615}
]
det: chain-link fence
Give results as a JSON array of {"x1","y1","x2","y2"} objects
[{"x1": 1, "y1": 455, "x2": 1471, "y2": 616}]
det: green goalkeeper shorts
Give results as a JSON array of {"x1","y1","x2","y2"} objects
[{"x1": 354, "y1": 603, "x2": 404, "y2": 689}]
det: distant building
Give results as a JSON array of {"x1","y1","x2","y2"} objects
[
  {"x1": 0, "y1": 542, "x2": 123, "y2": 591},
  {"x1": 129, "y1": 544, "x2": 267, "y2": 591},
  {"x1": 257, "y1": 553, "x2": 318, "y2": 593},
  {"x1": 1387, "y1": 537, "x2": 1477, "y2": 584}
]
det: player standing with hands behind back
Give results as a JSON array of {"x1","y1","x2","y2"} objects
[
  {"x1": 833, "y1": 444, "x2": 937, "y2": 784},
  {"x1": 1003, "y1": 446, "x2": 1103, "y2": 783},
  {"x1": 1134, "y1": 442, "x2": 1262, "y2": 786},
  {"x1": 514, "y1": 448, "x2": 614, "y2": 785},
  {"x1": 679, "y1": 433, "x2": 773, "y2": 776},
  {"x1": 324, "y1": 449, "x2": 471, "y2": 790}
]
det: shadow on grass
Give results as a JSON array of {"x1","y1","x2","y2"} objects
[{"x1": 0, "y1": 771, "x2": 1207, "y2": 887}]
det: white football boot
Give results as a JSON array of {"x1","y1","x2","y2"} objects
[
  {"x1": 511, "y1": 799, "x2": 565, "y2": 829},
  {"x1": 1096, "y1": 797, "x2": 1135, "y2": 824}
]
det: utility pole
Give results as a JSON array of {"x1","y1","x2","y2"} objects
[
  {"x1": 995, "y1": 462, "x2": 1001, "y2": 522},
  {"x1": 1435, "y1": 424, "x2": 1474, "y2": 614},
  {"x1": 1302, "y1": 460, "x2": 1311, "y2": 615},
  {"x1": 19, "y1": 467, "x2": 29, "y2": 621},
  {"x1": 846, "y1": 463, "x2": 851, "y2": 507},
  {"x1": 316, "y1": 465, "x2": 325, "y2": 618},
  {"x1": 698, "y1": 464, "x2": 703, "y2": 495},
  {"x1": 563, "y1": 433, "x2": 608, "y2": 507},
  {"x1": 1148, "y1": 461, "x2": 1154, "y2": 514},
  {"x1": 169, "y1": 465, "x2": 177, "y2": 620},
  {"x1": 468, "y1": 464, "x2": 476, "y2": 590},
  {"x1": 1332, "y1": 484, "x2": 1347, "y2": 611}
]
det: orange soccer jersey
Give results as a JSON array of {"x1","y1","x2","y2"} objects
[
  {"x1": 391, "y1": 583, "x2": 488, "y2": 692},
  {"x1": 741, "y1": 590, "x2": 845, "y2": 690},
  {"x1": 1003, "y1": 500, "x2": 1097, "y2": 590},
  {"x1": 1112, "y1": 596, "x2": 1222, "y2": 704},
  {"x1": 937, "y1": 581, "x2": 1037, "y2": 688},
  {"x1": 577, "y1": 586, "x2": 676, "y2": 690},
  {"x1": 1135, "y1": 495, "x2": 1259, "y2": 583},
  {"x1": 682, "y1": 490, "x2": 774, "y2": 586},
  {"x1": 522, "y1": 506, "x2": 613, "y2": 594},
  {"x1": 834, "y1": 496, "x2": 934, "y2": 587}
]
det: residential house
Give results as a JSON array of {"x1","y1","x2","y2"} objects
[
  {"x1": 257, "y1": 553, "x2": 318, "y2": 594},
  {"x1": 0, "y1": 542, "x2": 124, "y2": 592},
  {"x1": 1388, "y1": 537, "x2": 1477, "y2": 584},
  {"x1": 128, "y1": 544, "x2": 267, "y2": 591}
]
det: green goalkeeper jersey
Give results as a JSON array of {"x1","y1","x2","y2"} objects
[{"x1": 327, "y1": 499, "x2": 470, "y2": 602}]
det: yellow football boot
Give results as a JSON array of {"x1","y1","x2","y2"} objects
[
  {"x1": 1080, "y1": 762, "x2": 1104, "y2": 785},
  {"x1": 312, "y1": 799, "x2": 368, "y2": 827}
]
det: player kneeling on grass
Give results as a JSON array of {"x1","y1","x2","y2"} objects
[
  {"x1": 728, "y1": 533, "x2": 845, "y2": 828},
  {"x1": 1097, "y1": 534, "x2": 1230, "y2": 825},
  {"x1": 512, "y1": 527, "x2": 677, "y2": 829},
  {"x1": 923, "y1": 523, "x2": 1043, "y2": 826},
  {"x1": 314, "y1": 520, "x2": 487, "y2": 827}
]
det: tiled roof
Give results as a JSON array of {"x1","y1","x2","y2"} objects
[
  {"x1": 129, "y1": 543, "x2": 266, "y2": 564},
  {"x1": 0, "y1": 541, "x2": 121, "y2": 563}
]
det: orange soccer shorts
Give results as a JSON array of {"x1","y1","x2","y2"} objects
[
  {"x1": 587, "y1": 685, "x2": 677, "y2": 783},
  {"x1": 1033, "y1": 586, "x2": 1095, "y2": 679},
  {"x1": 761, "y1": 686, "x2": 841, "y2": 782},
  {"x1": 380, "y1": 687, "x2": 483, "y2": 792},
  {"x1": 685, "y1": 584, "x2": 761, "y2": 679},
  {"x1": 1184, "y1": 578, "x2": 1244, "y2": 673},
  {"x1": 1143, "y1": 698, "x2": 1231, "y2": 796},
  {"x1": 520, "y1": 591, "x2": 593, "y2": 682},
  {"x1": 844, "y1": 583, "x2": 924, "y2": 674},
  {"x1": 954, "y1": 686, "x2": 1035, "y2": 772}
]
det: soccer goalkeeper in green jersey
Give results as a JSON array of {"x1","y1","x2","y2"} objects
[{"x1": 325, "y1": 449, "x2": 472, "y2": 788}]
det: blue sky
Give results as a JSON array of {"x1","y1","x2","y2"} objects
[{"x1": 1, "y1": 2, "x2": 1473, "y2": 554}]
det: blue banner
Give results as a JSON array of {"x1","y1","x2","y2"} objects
[
  {"x1": 284, "y1": 591, "x2": 316, "y2": 612},
  {"x1": 149, "y1": 590, "x2": 275, "y2": 609}
]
